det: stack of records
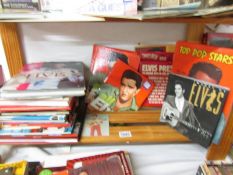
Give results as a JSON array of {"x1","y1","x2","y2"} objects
[{"x1": 0, "y1": 61, "x2": 87, "y2": 144}]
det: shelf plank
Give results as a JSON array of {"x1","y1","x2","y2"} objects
[
  {"x1": 0, "y1": 14, "x2": 233, "y2": 24},
  {"x1": 0, "y1": 12, "x2": 106, "y2": 23},
  {"x1": 80, "y1": 125, "x2": 190, "y2": 144},
  {"x1": 104, "y1": 17, "x2": 233, "y2": 24},
  {"x1": 106, "y1": 110, "x2": 161, "y2": 124},
  {"x1": 81, "y1": 110, "x2": 189, "y2": 144}
]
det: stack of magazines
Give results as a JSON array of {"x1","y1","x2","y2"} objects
[{"x1": 0, "y1": 61, "x2": 87, "y2": 144}]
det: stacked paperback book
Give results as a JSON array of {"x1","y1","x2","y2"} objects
[{"x1": 0, "y1": 61, "x2": 86, "y2": 144}]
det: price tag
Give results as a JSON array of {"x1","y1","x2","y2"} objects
[{"x1": 119, "y1": 131, "x2": 132, "y2": 138}]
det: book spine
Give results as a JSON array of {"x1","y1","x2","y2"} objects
[
  {"x1": 0, "y1": 122, "x2": 71, "y2": 127},
  {"x1": 0, "y1": 133, "x2": 77, "y2": 139},
  {"x1": 0, "y1": 114, "x2": 67, "y2": 121},
  {"x1": 0, "y1": 105, "x2": 71, "y2": 112},
  {"x1": 0, "y1": 126, "x2": 73, "y2": 135}
]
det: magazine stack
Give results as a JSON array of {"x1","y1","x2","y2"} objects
[{"x1": 0, "y1": 61, "x2": 87, "y2": 144}]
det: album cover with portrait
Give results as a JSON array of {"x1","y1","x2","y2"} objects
[
  {"x1": 172, "y1": 41, "x2": 233, "y2": 144},
  {"x1": 89, "y1": 60, "x2": 154, "y2": 112},
  {"x1": 160, "y1": 73, "x2": 229, "y2": 147},
  {"x1": 89, "y1": 45, "x2": 140, "y2": 85}
]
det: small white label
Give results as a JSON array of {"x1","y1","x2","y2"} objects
[
  {"x1": 119, "y1": 131, "x2": 132, "y2": 138},
  {"x1": 73, "y1": 162, "x2": 82, "y2": 169},
  {"x1": 143, "y1": 81, "x2": 151, "y2": 89}
]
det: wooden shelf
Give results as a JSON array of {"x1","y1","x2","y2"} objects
[
  {"x1": 1, "y1": 16, "x2": 233, "y2": 24},
  {"x1": 0, "y1": 13, "x2": 233, "y2": 160},
  {"x1": 0, "y1": 10, "x2": 233, "y2": 24},
  {"x1": 107, "y1": 17, "x2": 233, "y2": 24},
  {"x1": 80, "y1": 110, "x2": 189, "y2": 144}
]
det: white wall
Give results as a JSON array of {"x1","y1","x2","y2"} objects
[
  {"x1": 18, "y1": 22, "x2": 187, "y2": 67},
  {"x1": 2, "y1": 23, "x2": 233, "y2": 79}
]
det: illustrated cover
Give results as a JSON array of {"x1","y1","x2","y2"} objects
[
  {"x1": 66, "y1": 151, "x2": 133, "y2": 175},
  {"x1": 160, "y1": 73, "x2": 229, "y2": 147},
  {"x1": 172, "y1": 41, "x2": 233, "y2": 144},
  {"x1": 0, "y1": 62, "x2": 86, "y2": 99},
  {"x1": 89, "y1": 60, "x2": 154, "y2": 112},
  {"x1": 82, "y1": 114, "x2": 109, "y2": 137},
  {"x1": 89, "y1": 45, "x2": 141, "y2": 85},
  {"x1": 139, "y1": 56, "x2": 172, "y2": 107},
  {"x1": 202, "y1": 32, "x2": 233, "y2": 48}
]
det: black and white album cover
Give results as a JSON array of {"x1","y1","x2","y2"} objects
[{"x1": 160, "y1": 73, "x2": 229, "y2": 147}]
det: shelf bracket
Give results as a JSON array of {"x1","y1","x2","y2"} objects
[
  {"x1": 0, "y1": 23, "x2": 24, "y2": 77},
  {"x1": 186, "y1": 23, "x2": 205, "y2": 42}
]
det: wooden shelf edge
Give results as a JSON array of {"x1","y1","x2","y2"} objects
[
  {"x1": 80, "y1": 125, "x2": 190, "y2": 144},
  {"x1": 0, "y1": 16, "x2": 233, "y2": 24}
]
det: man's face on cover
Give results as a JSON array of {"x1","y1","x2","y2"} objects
[
  {"x1": 175, "y1": 84, "x2": 184, "y2": 98},
  {"x1": 119, "y1": 77, "x2": 138, "y2": 103},
  {"x1": 193, "y1": 70, "x2": 218, "y2": 84}
]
